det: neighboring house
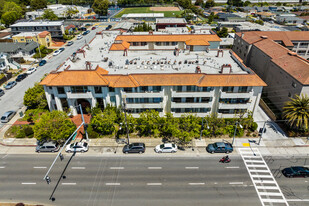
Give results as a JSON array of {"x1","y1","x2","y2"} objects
[
  {"x1": 0, "y1": 53, "x2": 10, "y2": 71},
  {"x1": 121, "y1": 13, "x2": 164, "y2": 21},
  {"x1": 10, "y1": 21, "x2": 64, "y2": 38},
  {"x1": 217, "y1": 13, "x2": 246, "y2": 22},
  {"x1": 256, "y1": 12, "x2": 276, "y2": 20},
  {"x1": 110, "y1": 34, "x2": 221, "y2": 51},
  {"x1": 276, "y1": 14, "x2": 305, "y2": 25},
  {"x1": 0, "y1": 32, "x2": 12, "y2": 39},
  {"x1": 12, "y1": 31, "x2": 51, "y2": 47},
  {"x1": 156, "y1": 18, "x2": 187, "y2": 31},
  {"x1": 233, "y1": 31, "x2": 309, "y2": 113},
  {"x1": 65, "y1": 24, "x2": 76, "y2": 34},
  {"x1": 0, "y1": 42, "x2": 38, "y2": 56}
]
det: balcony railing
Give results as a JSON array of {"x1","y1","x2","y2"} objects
[
  {"x1": 171, "y1": 102, "x2": 212, "y2": 108},
  {"x1": 218, "y1": 102, "x2": 250, "y2": 109},
  {"x1": 172, "y1": 90, "x2": 214, "y2": 98},
  {"x1": 220, "y1": 90, "x2": 253, "y2": 98},
  {"x1": 121, "y1": 90, "x2": 164, "y2": 98},
  {"x1": 125, "y1": 102, "x2": 163, "y2": 109},
  {"x1": 66, "y1": 91, "x2": 93, "y2": 99}
]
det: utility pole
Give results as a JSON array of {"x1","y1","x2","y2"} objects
[
  {"x1": 232, "y1": 121, "x2": 242, "y2": 145},
  {"x1": 123, "y1": 97, "x2": 129, "y2": 145}
]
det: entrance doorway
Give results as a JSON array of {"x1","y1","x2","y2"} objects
[{"x1": 76, "y1": 99, "x2": 91, "y2": 114}]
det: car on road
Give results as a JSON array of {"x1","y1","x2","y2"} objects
[
  {"x1": 0, "y1": 89, "x2": 4, "y2": 97},
  {"x1": 4, "y1": 81, "x2": 17, "y2": 89},
  {"x1": 155, "y1": 143, "x2": 177, "y2": 153},
  {"x1": 59, "y1": 47, "x2": 65, "y2": 52},
  {"x1": 53, "y1": 50, "x2": 61, "y2": 56},
  {"x1": 39, "y1": 60, "x2": 47, "y2": 66},
  {"x1": 82, "y1": 30, "x2": 90, "y2": 35},
  {"x1": 66, "y1": 142, "x2": 88, "y2": 153},
  {"x1": 123, "y1": 143, "x2": 145, "y2": 154},
  {"x1": 106, "y1": 25, "x2": 112, "y2": 30},
  {"x1": 66, "y1": 41, "x2": 74, "y2": 46},
  {"x1": 16, "y1": 73, "x2": 28, "y2": 82},
  {"x1": 92, "y1": 26, "x2": 97, "y2": 30},
  {"x1": 36, "y1": 142, "x2": 60, "y2": 153},
  {"x1": 77, "y1": 34, "x2": 83, "y2": 40},
  {"x1": 282, "y1": 166, "x2": 309, "y2": 178},
  {"x1": 26, "y1": 67, "x2": 36, "y2": 75},
  {"x1": 1, "y1": 111, "x2": 16, "y2": 123},
  {"x1": 206, "y1": 142, "x2": 233, "y2": 154}
]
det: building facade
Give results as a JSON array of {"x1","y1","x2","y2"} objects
[
  {"x1": 10, "y1": 21, "x2": 64, "y2": 38},
  {"x1": 40, "y1": 67, "x2": 266, "y2": 118},
  {"x1": 156, "y1": 18, "x2": 187, "y2": 31},
  {"x1": 12, "y1": 31, "x2": 51, "y2": 47}
]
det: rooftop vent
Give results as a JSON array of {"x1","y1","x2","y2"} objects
[{"x1": 261, "y1": 36, "x2": 268, "y2": 39}]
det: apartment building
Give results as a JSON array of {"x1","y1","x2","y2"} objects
[
  {"x1": 12, "y1": 31, "x2": 51, "y2": 47},
  {"x1": 10, "y1": 21, "x2": 64, "y2": 38},
  {"x1": 233, "y1": 31, "x2": 309, "y2": 113}
]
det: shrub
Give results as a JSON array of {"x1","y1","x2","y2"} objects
[
  {"x1": 250, "y1": 122, "x2": 258, "y2": 132},
  {"x1": 87, "y1": 124, "x2": 100, "y2": 139},
  {"x1": 8, "y1": 125, "x2": 34, "y2": 138}
]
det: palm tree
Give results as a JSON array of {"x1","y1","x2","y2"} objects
[{"x1": 283, "y1": 94, "x2": 309, "y2": 130}]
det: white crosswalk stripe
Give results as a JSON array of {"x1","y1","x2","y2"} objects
[{"x1": 238, "y1": 148, "x2": 288, "y2": 206}]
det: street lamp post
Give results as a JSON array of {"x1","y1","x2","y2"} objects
[
  {"x1": 232, "y1": 121, "x2": 242, "y2": 145},
  {"x1": 33, "y1": 32, "x2": 42, "y2": 60},
  {"x1": 122, "y1": 97, "x2": 130, "y2": 145},
  {"x1": 200, "y1": 117, "x2": 210, "y2": 140}
]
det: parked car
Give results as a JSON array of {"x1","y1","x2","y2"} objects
[
  {"x1": 66, "y1": 41, "x2": 74, "y2": 46},
  {"x1": 4, "y1": 81, "x2": 17, "y2": 89},
  {"x1": 36, "y1": 142, "x2": 60, "y2": 153},
  {"x1": 206, "y1": 142, "x2": 233, "y2": 154},
  {"x1": 53, "y1": 50, "x2": 61, "y2": 56},
  {"x1": 106, "y1": 25, "x2": 112, "y2": 30},
  {"x1": 16, "y1": 73, "x2": 28, "y2": 82},
  {"x1": 0, "y1": 89, "x2": 4, "y2": 97},
  {"x1": 77, "y1": 34, "x2": 83, "y2": 40},
  {"x1": 1, "y1": 111, "x2": 16, "y2": 123},
  {"x1": 123, "y1": 143, "x2": 145, "y2": 154},
  {"x1": 282, "y1": 166, "x2": 309, "y2": 178},
  {"x1": 82, "y1": 30, "x2": 90, "y2": 35},
  {"x1": 91, "y1": 26, "x2": 97, "y2": 30},
  {"x1": 79, "y1": 27, "x2": 87, "y2": 31},
  {"x1": 26, "y1": 67, "x2": 36, "y2": 75},
  {"x1": 59, "y1": 47, "x2": 65, "y2": 52},
  {"x1": 39, "y1": 60, "x2": 47, "y2": 66},
  {"x1": 155, "y1": 143, "x2": 177, "y2": 153},
  {"x1": 66, "y1": 142, "x2": 88, "y2": 153}
]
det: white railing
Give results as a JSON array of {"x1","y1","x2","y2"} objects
[
  {"x1": 121, "y1": 90, "x2": 164, "y2": 98},
  {"x1": 218, "y1": 102, "x2": 250, "y2": 109},
  {"x1": 66, "y1": 91, "x2": 93, "y2": 99},
  {"x1": 171, "y1": 90, "x2": 214, "y2": 98},
  {"x1": 220, "y1": 90, "x2": 253, "y2": 98},
  {"x1": 171, "y1": 102, "x2": 212, "y2": 108}
]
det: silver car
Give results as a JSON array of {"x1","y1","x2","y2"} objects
[
  {"x1": 1, "y1": 111, "x2": 16, "y2": 123},
  {"x1": 66, "y1": 142, "x2": 88, "y2": 153},
  {"x1": 4, "y1": 81, "x2": 17, "y2": 89}
]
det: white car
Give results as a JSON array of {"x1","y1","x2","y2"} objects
[
  {"x1": 26, "y1": 67, "x2": 36, "y2": 75},
  {"x1": 66, "y1": 142, "x2": 88, "y2": 153},
  {"x1": 155, "y1": 143, "x2": 177, "y2": 153},
  {"x1": 77, "y1": 35, "x2": 83, "y2": 40},
  {"x1": 53, "y1": 50, "x2": 61, "y2": 56}
]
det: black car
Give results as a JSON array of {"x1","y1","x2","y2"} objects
[
  {"x1": 123, "y1": 143, "x2": 146, "y2": 154},
  {"x1": 206, "y1": 142, "x2": 233, "y2": 154},
  {"x1": 282, "y1": 166, "x2": 309, "y2": 178},
  {"x1": 82, "y1": 30, "x2": 90, "y2": 35},
  {"x1": 106, "y1": 25, "x2": 112, "y2": 30},
  {"x1": 39, "y1": 60, "x2": 47, "y2": 66},
  {"x1": 16, "y1": 73, "x2": 28, "y2": 82},
  {"x1": 0, "y1": 89, "x2": 4, "y2": 97}
]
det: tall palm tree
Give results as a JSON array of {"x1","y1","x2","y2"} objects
[{"x1": 283, "y1": 94, "x2": 309, "y2": 130}]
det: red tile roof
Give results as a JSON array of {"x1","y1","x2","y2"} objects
[{"x1": 38, "y1": 31, "x2": 50, "y2": 38}]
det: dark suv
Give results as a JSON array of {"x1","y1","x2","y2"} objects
[
  {"x1": 16, "y1": 73, "x2": 28, "y2": 82},
  {"x1": 206, "y1": 142, "x2": 233, "y2": 154},
  {"x1": 123, "y1": 143, "x2": 146, "y2": 154}
]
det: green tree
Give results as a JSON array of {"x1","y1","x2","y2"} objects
[
  {"x1": 33, "y1": 111, "x2": 76, "y2": 143},
  {"x1": 195, "y1": 0, "x2": 203, "y2": 6},
  {"x1": 1, "y1": 11, "x2": 19, "y2": 26},
  {"x1": 23, "y1": 82, "x2": 48, "y2": 109},
  {"x1": 136, "y1": 110, "x2": 161, "y2": 137},
  {"x1": 90, "y1": 107, "x2": 118, "y2": 135},
  {"x1": 30, "y1": 0, "x2": 47, "y2": 10},
  {"x1": 160, "y1": 113, "x2": 181, "y2": 138},
  {"x1": 217, "y1": 27, "x2": 228, "y2": 37},
  {"x1": 243, "y1": 0, "x2": 251, "y2": 6},
  {"x1": 2, "y1": 1, "x2": 22, "y2": 20},
  {"x1": 65, "y1": 7, "x2": 79, "y2": 18},
  {"x1": 275, "y1": 2, "x2": 282, "y2": 6},
  {"x1": 92, "y1": 0, "x2": 109, "y2": 16},
  {"x1": 42, "y1": 9, "x2": 58, "y2": 20},
  {"x1": 283, "y1": 94, "x2": 309, "y2": 130},
  {"x1": 205, "y1": 0, "x2": 214, "y2": 8}
]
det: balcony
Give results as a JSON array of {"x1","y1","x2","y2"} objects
[
  {"x1": 66, "y1": 91, "x2": 93, "y2": 99},
  {"x1": 220, "y1": 90, "x2": 253, "y2": 98},
  {"x1": 218, "y1": 102, "x2": 250, "y2": 109},
  {"x1": 171, "y1": 90, "x2": 214, "y2": 98},
  {"x1": 121, "y1": 90, "x2": 164, "y2": 98},
  {"x1": 171, "y1": 102, "x2": 212, "y2": 108},
  {"x1": 217, "y1": 113, "x2": 248, "y2": 118},
  {"x1": 125, "y1": 102, "x2": 163, "y2": 109},
  {"x1": 171, "y1": 112, "x2": 211, "y2": 118}
]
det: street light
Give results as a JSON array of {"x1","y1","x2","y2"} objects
[
  {"x1": 232, "y1": 121, "x2": 243, "y2": 145},
  {"x1": 200, "y1": 117, "x2": 210, "y2": 140},
  {"x1": 122, "y1": 97, "x2": 130, "y2": 145},
  {"x1": 32, "y1": 31, "x2": 42, "y2": 60},
  {"x1": 257, "y1": 120, "x2": 278, "y2": 145}
]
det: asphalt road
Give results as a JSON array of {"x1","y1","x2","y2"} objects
[
  {"x1": 0, "y1": 154, "x2": 261, "y2": 206},
  {"x1": 0, "y1": 26, "x2": 102, "y2": 126}
]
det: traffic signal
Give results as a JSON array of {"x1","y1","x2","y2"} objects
[
  {"x1": 59, "y1": 153, "x2": 64, "y2": 161},
  {"x1": 45, "y1": 176, "x2": 51, "y2": 184}
]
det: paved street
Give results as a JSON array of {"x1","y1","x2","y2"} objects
[{"x1": 0, "y1": 26, "x2": 101, "y2": 127}]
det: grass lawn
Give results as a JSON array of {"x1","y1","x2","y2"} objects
[{"x1": 114, "y1": 7, "x2": 183, "y2": 18}]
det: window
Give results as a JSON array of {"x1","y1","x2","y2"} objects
[
  {"x1": 71, "y1": 86, "x2": 88, "y2": 93},
  {"x1": 110, "y1": 96, "x2": 116, "y2": 103},
  {"x1": 186, "y1": 86, "x2": 196, "y2": 92},
  {"x1": 153, "y1": 86, "x2": 161, "y2": 92},
  {"x1": 185, "y1": 97, "x2": 194, "y2": 103},
  {"x1": 96, "y1": 98, "x2": 104, "y2": 109},
  {"x1": 127, "y1": 98, "x2": 134, "y2": 103},
  {"x1": 57, "y1": 87, "x2": 65, "y2": 94},
  {"x1": 222, "y1": 87, "x2": 234, "y2": 93},
  {"x1": 201, "y1": 87, "x2": 213, "y2": 92},
  {"x1": 219, "y1": 98, "x2": 249, "y2": 104},
  {"x1": 109, "y1": 87, "x2": 115, "y2": 92},
  {"x1": 172, "y1": 98, "x2": 181, "y2": 103},
  {"x1": 238, "y1": 86, "x2": 248, "y2": 93},
  {"x1": 94, "y1": 86, "x2": 102, "y2": 94},
  {"x1": 297, "y1": 50, "x2": 306, "y2": 54},
  {"x1": 201, "y1": 97, "x2": 211, "y2": 103},
  {"x1": 60, "y1": 98, "x2": 68, "y2": 111},
  {"x1": 171, "y1": 42, "x2": 178, "y2": 46},
  {"x1": 153, "y1": 98, "x2": 162, "y2": 103},
  {"x1": 124, "y1": 87, "x2": 133, "y2": 93},
  {"x1": 174, "y1": 86, "x2": 182, "y2": 92},
  {"x1": 51, "y1": 94, "x2": 55, "y2": 99},
  {"x1": 132, "y1": 42, "x2": 138, "y2": 46},
  {"x1": 156, "y1": 42, "x2": 162, "y2": 46},
  {"x1": 171, "y1": 108, "x2": 181, "y2": 113},
  {"x1": 299, "y1": 43, "x2": 308, "y2": 48},
  {"x1": 141, "y1": 42, "x2": 147, "y2": 46},
  {"x1": 140, "y1": 86, "x2": 148, "y2": 92},
  {"x1": 292, "y1": 82, "x2": 297, "y2": 88}
]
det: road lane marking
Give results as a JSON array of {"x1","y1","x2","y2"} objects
[
  {"x1": 188, "y1": 183, "x2": 205, "y2": 185},
  {"x1": 261, "y1": 199, "x2": 287, "y2": 203},
  {"x1": 33, "y1": 167, "x2": 47, "y2": 169},
  {"x1": 62, "y1": 183, "x2": 76, "y2": 185},
  {"x1": 2, "y1": 154, "x2": 8, "y2": 159},
  {"x1": 253, "y1": 180, "x2": 276, "y2": 184},
  {"x1": 225, "y1": 166, "x2": 239, "y2": 169},
  {"x1": 185, "y1": 167, "x2": 199, "y2": 169},
  {"x1": 22, "y1": 183, "x2": 36, "y2": 185},
  {"x1": 72, "y1": 167, "x2": 85, "y2": 169},
  {"x1": 259, "y1": 192, "x2": 284, "y2": 196},
  {"x1": 148, "y1": 167, "x2": 162, "y2": 169},
  {"x1": 256, "y1": 186, "x2": 280, "y2": 190},
  {"x1": 229, "y1": 182, "x2": 243, "y2": 185},
  {"x1": 106, "y1": 183, "x2": 120, "y2": 186},
  {"x1": 0, "y1": 166, "x2": 5, "y2": 169},
  {"x1": 287, "y1": 199, "x2": 309, "y2": 202},
  {"x1": 147, "y1": 183, "x2": 162, "y2": 186},
  {"x1": 110, "y1": 167, "x2": 124, "y2": 169}
]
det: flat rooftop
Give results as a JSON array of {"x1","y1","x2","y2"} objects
[
  {"x1": 57, "y1": 31, "x2": 248, "y2": 76},
  {"x1": 11, "y1": 21, "x2": 63, "y2": 27},
  {"x1": 156, "y1": 18, "x2": 187, "y2": 24},
  {"x1": 122, "y1": 13, "x2": 164, "y2": 18}
]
